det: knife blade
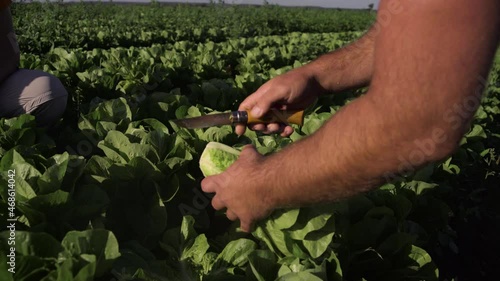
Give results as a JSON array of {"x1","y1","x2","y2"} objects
[{"x1": 172, "y1": 109, "x2": 304, "y2": 129}]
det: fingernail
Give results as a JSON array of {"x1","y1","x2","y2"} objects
[{"x1": 251, "y1": 107, "x2": 263, "y2": 118}]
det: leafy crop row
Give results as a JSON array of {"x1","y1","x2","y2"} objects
[
  {"x1": 21, "y1": 32, "x2": 361, "y2": 123},
  {"x1": 12, "y1": 2, "x2": 375, "y2": 54}
]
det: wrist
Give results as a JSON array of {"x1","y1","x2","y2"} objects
[
  {"x1": 253, "y1": 155, "x2": 282, "y2": 210},
  {"x1": 290, "y1": 64, "x2": 327, "y2": 97}
]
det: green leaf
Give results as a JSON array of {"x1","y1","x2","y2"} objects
[
  {"x1": 404, "y1": 246, "x2": 439, "y2": 281},
  {"x1": 4, "y1": 176, "x2": 37, "y2": 202},
  {"x1": 0, "y1": 232, "x2": 67, "y2": 280},
  {"x1": 21, "y1": 190, "x2": 71, "y2": 226},
  {"x1": 141, "y1": 130, "x2": 172, "y2": 161},
  {"x1": 277, "y1": 271, "x2": 324, "y2": 281},
  {"x1": 61, "y1": 229, "x2": 120, "y2": 277},
  {"x1": 0, "y1": 255, "x2": 50, "y2": 281},
  {"x1": 301, "y1": 112, "x2": 331, "y2": 135},
  {"x1": 105, "y1": 157, "x2": 163, "y2": 184},
  {"x1": 2, "y1": 114, "x2": 37, "y2": 129},
  {"x1": 247, "y1": 250, "x2": 279, "y2": 281},
  {"x1": 376, "y1": 233, "x2": 416, "y2": 257},
  {"x1": 403, "y1": 181, "x2": 439, "y2": 196},
  {"x1": 86, "y1": 97, "x2": 132, "y2": 125},
  {"x1": 253, "y1": 226, "x2": 295, "y2": 258},
  {"x1": 61, "y1": 155, "x2": 86, "y2": 191},
  {"x1": 129, "y1": 119, "x2": 170, "y2": 135},
  {"x1": 302, "y1": 216, "x2": 336, "y2": 258},
  {"x1": 0, "y1": 149, "x2": 42, "y2": 190},
  {"x1": 97, "y1": 142, "x2": 128, "y2": 164},
  {"x1": 441, "y1": 157, "x2": 461, "y2": 175},
  {"x1": 179, "y1": 216, "x2": 198, "y2": 242},
  {"x1": 181, "y1": 234, "x2": 210, "y2": 265},
  {"x1": 465, "y1": 124, "x2": 487, "y2": 139},
  {"x1": 287, "y1": 206, "x2": 334, "y2": 240},
  {"x1": 0, "y1": 115, "x2": 38, "y2": 149},
  {"x1": 268, "y1": 208, "x2": 301, "y2": 230},
  {"x1": 348, "y1": 248, "x2": 387, "y2": 272},
  {"x1": 84, "y1": 156, "x2": 114, "y2": 183},
  {"x1": 95, "y1": 121, "x2": 118, "y2": 138},
  {"x1": 0, "y1": 231, "x2": 63, "y2": 258},
  {"x1": 201, "y1": 126, "x2": 234, "y2": 143},
  {"x1": 98, "y1": 131, "x2": 159, "y2": 164},
  {"x1": 37, "y1": 153, "x2": 70, "y2": 194},
  {"x1": 214, "y1": 238, "x2": 257, "y2": 268},
  {"x1": 61, "y1": 229, "x2": 121, "y2": 277}
]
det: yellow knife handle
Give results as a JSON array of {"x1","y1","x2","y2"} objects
[{"x1": 246, "y1": 109, "x2": 305, "y2": 126}]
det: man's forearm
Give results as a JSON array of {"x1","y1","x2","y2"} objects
[
  {"x1": 256, "y1": 0, "x2": 500, "y2": 209},
  {"x1": 300, "y1": 26, "x2": 377, "y2": 94},
  {"x1": 258, "y1": 93, "x2": 455, "y2": 208}
]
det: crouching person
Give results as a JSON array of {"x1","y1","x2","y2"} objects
[{"x1": 0, "y1": 4, "x2": 68, "y2": 128}]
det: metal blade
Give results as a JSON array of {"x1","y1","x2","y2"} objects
[{"x1": 173, "y1": 112, "x2": 233, "y2": 129}]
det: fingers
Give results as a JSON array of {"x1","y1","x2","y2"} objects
[
  {"x1": 211, "y1": 195, "x2": 225, "y2": 211},
  {"x1": 238, "y1": 85, "x2": 268, "y2": 116},
  {"x1": 280, "y1": 126, "x2": 294, "y2": 137},
  {"x1": 239, "y1": 220, "x2": 253, "y2": 233},
  {"x1": 226, "y1": 210, "x2": 238, "y2": 221},
  {"x1": 236, "y1": 86, "x2": 271, "y2": 136},
  {"x1": 239, "y1": 82, "x2": 286, "y2": 119},
  {"x1": 235, "y1": 124, "x2": 246, "y2": 136},
  {"x1": 237, "y1": 122, "x2": 291, "y2": 136},
  {"x1": 201, "y1": 177, "x2": 216, "y2": 193},
  {"x1": 264, "y1": 123, "x2": 282, "y2": 134},
  {"x1": 202, "y1": 176, "x2": 227, "y2": 211},
  {"x1": 201, "y1": 145, "x2": 262, "y2": 233},
  {"x1": 236, "y1": 76, "x2": 299, "y2": 137},
  {"x1": 246, "y1": 123, "x2": 295, "y2": 136}
]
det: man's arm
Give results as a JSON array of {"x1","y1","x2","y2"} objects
[
  {"x1": 202, "y1": 0, "x2": 500, "y2": 232},
  {"x1": 262, "y1": 0, "x2": 500, "y2": 206}
]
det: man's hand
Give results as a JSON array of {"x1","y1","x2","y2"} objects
[
  {"x1": 235, "y1": 67, "x2": 323, "y2": 137},
  {"x1": 235, "y1": 24, "x2": 378, "y2": 137},
  {"x1": 201, "y1": 145, "x2": 275, "y2": 232}
]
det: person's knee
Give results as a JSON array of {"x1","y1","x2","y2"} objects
[
  {"x1": 25, "y1": 70, "x2": 68, "y2": 104},
  {"x1": 0, "y1": 69, "x2": 68, "y2": 127},
  {"x1": 27, "y1": 73, "x2": 68, "y2": 127}
]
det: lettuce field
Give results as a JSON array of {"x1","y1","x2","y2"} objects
[{"x1": 1, "y1": 2, "x2": 500, "y2": 281}]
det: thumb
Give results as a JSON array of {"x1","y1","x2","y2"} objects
[
  {"x1": 249, "y1": 93, "x2": 275, "y2": 119},
  {"x1": 240, "y1": 84, "x2": 283, "y2": 118}
]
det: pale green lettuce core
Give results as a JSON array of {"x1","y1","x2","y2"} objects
[{"x1": 199, "y1": 142, "x2": 241, "y2": 177}]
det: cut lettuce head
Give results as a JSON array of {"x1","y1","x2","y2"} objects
[{"x1": 199, "y1": 142, "x2": 240, "y2": 177}]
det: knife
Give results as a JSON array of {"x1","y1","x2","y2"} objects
[{"x1": 173, "y1": 109, "x2": 305, "y2": 129}]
